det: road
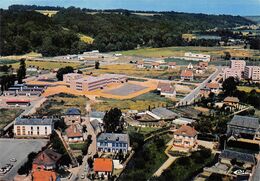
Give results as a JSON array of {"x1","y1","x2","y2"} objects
[{"x1": 176, "y1": 66, "x2": 222, "y2": 106}]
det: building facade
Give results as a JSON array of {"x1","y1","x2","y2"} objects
[
  {"x1": 63, "y1": 73, "x2": 84, "y2": 84},
  {"x1": 97, "y1": 133, "x2": 130, "y2": 153},
  {"x1": 173, "y1": 125, "x2": 197, "y2": 148},
  {"x1": 244, "y1": 66, "x2": 260, "y2": 81},
  {"x1": 14, "y1": 118, "x2": 54, "y2": 138},
  {"x1": 64, "y1": 108, "x2": 81, "y2": 125}
]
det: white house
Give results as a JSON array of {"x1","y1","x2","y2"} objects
[{"x1": 14, "y1": 117, "x2": 54, "y2": 138}]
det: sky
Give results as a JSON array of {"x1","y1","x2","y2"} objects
[{"x1": 1, "y1": 0, "x2": 260, "y2": 16}]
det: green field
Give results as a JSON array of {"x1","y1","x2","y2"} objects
[
  {"x1": 34, "y1": 93, "x2": 88, "y2": 116},
  {"x1": 116, "y1": 46, "x2": 255, "y2": 58},
  {"x1": 237, "y1": 86, "x2": 260, "y2": 93},
  {"x1": 0, "y1": 108, "x2": 23, "y2": 129},
  {"x1": 92, "y1": 92, "x2": 176, "y2": 112}
]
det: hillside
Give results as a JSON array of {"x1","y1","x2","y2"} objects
[
  {"x1": 245, "y1": 16, "x2": 260, "y2": 24},
  {"x1": 0, "y1": 6, "x2": 255, "y2": 56}
]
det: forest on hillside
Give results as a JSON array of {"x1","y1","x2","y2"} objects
[{"x1": 0, "y1": 6, "x2": 255, "y2": 56}]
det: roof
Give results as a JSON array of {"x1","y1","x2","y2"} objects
[
  {"x1": 174, "y1": 125, "x2": 197, "y2": 137},
  {"x1": 15, "y1": 118, "x2": 53, "y2": 126},
  {"x1": 65, "y1": 108, "x2": 81, "y2": 115},
  {"x1": 94, "y1": 158, "x2": 113, "y2": 172},
  {"x1": 206, "y1": 82, "x2": 219, "y2": 89},
  {"x1": 173, "y1": 117, "x2": 196, "y2": 125},
  {"x1": 97, "y1": 133, "x2": 129, "y2": 143},
  {"x1": 224, "y1": 96, "x2": 239, "y2": 103},
  {"x1": 151, "y1": 107, "x2": 177, "y2": 119},
  {"x1": 33, "y1": 149, "x2": 62, "y2": 166},
  {"x1": 220, "y1": 149, "x2": 256, "y2": 164},
  {"x1": 181, "y1": 70, "x2": 193, "y2": 77},
  {"x1": 168, "y1": 62, "x2": 177, "y2": 66},
  {"x1": 33, "y1": 170, "x2": 57, "y2": 181},
  {"x1": 6, "y1": 100, "x2": 30, "y2": 103},
  {"x1": 199, "y1": 62, "x2": 208, "y2": 67},
  {"x1": 90, "y1": 119, "x2": 102, "y2": 133},
  {"x1": 228, "y1": 115, "x2": 259, "y2": 129},
  {"x1": 137, "y1": 61, "x2": 144, "y2": 65},
  {"x1": 90, "y1": 111, "x2": 105, "y2": 119},
  {"x1": 65, "y1": 124, "x2": 83, "y2": 138}
]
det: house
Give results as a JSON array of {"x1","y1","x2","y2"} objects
[
  {"x1": 32, "y1": 149, "x2": 62, "y2": 171},
  {"x1": 219, "y1": 149, "x2": 256, "y2": 168},
  {"x1": 94, "y1": 158, "x2": 113, "y2": 178},
  {"x1": 198, "y1": 62, "x2": 208, "y2": 69},
  {"x1": 32, "y1": 170, "x2": 57, "y2": 181},
  {"x1": 200, "y1": 82, "x2": 220, "y2": 97},
  {"x1": 181, "y1": 70, "x2": 194, "y2": 81},
  {"x1": 227, "y1": 115, "x2": 259, "y2": 139},
  {"x1": 137, "y1": 61, "x2": 144, "y2": 68},
  {"x1": 90, "y1": 111, "x2": 106, "y2": 123},
  {"x1": 152, "y1": 62, "x2": 160, "y2": 69},
  {"x1": 90, "y1": 119, "x2": 102, "y2": 135},
  {"x1": 97, "y1": 133, "x2": 130, "y2": 153},
  {"x1": 146, "y1": 107, "x2": 177, "y2": 120},
  {"x1": 64, "y1": 108, "x2": 81, "y2": 125},
  {"x1": 3, "y1": 84, "x2": 46, "y2": 96},
  {"x1": 157, "y1": 82, "x2": 176, "y2": 97},
  {"x1": 168, "y1": 62, "x2": 177, "y2": 69},
  {"x1": 195, "y1": 67, "x2": 204, "y2": 74},
  {"x1": 187, "y1": 63, "x2": 193, "y2": 70},
  {"x1": 173, "y1": 125, "x2": 197, "y2": 148},
  {"x1": 223, "y1": 96, "x2": 239, "y2": 106},
  {"x1": 14, "y1": 118, "x2": 54, "y2": 138},
  {"x1": 64, "y1": 124, "x2": 84, "y2": 142}
]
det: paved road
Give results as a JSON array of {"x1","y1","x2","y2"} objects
[{"x1": 177, "y1": 66, "x2": 222, "y2": 106}]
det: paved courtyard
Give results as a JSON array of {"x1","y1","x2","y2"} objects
[
  {"x1": 104, "y1": 83, "x2": 147, "y2": 96},
  {"x1": 0, "y1": 139, "x2": 47, "y2": 181}
]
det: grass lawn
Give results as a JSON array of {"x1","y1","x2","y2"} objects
[
  {"x1": 237, "y1": 86, "x2": 260, "y2": 93},
  {"x1": 116, "y1": 46, "x2": 255, "y2": 58},
  {"x1": 88, "y1": 64, "x2": 180, "y2": 79},
  {"x1": 0, "y1": 59, "x2": 19, "y2": 65},
  {"x1": 0, "y1": 108, "x2": 23, "y2": 129},
  {"x1": 35, "y1": 93, "x2": 88, "y2": 116},
  {"x1": 9, "y1": 60, "x2": 81, "y2": 70},
  {"x1": 92, "y1": 91, "x2": 176, "y2": 112},
  {"x1": 69, "y1": 143, "x2": 85, "y2": 150}
]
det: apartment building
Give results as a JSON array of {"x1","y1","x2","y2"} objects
[
  {"x1": 244, "y1": 66, "x2": 260, "y2": 81},
  {"x1": 230, "y1": 60, "x2": 246, "y2": 71},
  {"x1": 14, "y1": 117, "x2": 54, "y2": 138}
]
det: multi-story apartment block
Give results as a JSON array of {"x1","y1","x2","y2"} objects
[
  {"x1": 14, "y1": 118, "x2": 54, "y2": 138},
  {"x1": 223, "y1": 60, "x2": 246, "y2": 80},
  {"x1": 230, "y1": 60, "x2": 246, "y2": 71},
  {"x1": 97, "y1": 133, "x2": 130, "y2": 153},
  {"x1": 244, "y1": 66, "x2": 260, "y2": 81}
]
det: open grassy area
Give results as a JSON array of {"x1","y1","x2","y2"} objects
[
  {"x1": 0, "y1": 52, "x2": 42, "y2": 60},
  {"x1": 69, "y1": 143, "x2": 85, "y2": 150},
  {"x1": 237, "y1": 86, "x2": 260, "y2": 93},
  {"x1": 79, "y1": 34, "x2": 94, "y2": 44},
  {"x1": 117, "y1": 46, "x2": 255, "y2": 58},
  {"x1": 92, "y1": 91, "x2": 176, "y2": 112},
  {"x1": 0, "y1": 108, "x2": 23, "y2": 129},
  {"x1": 89, "y1": 64, "x2": 179, "y2": 79},
  {"x1": 35, "y1": 93, "x2": 88, "y2": 116},
  {"x1": 9, "y1": 60, "x2": 81, "y2": 70}
]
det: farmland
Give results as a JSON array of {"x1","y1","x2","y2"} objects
[{"x1": 0, "y1": 108, "x2": 23, "y2": 129}]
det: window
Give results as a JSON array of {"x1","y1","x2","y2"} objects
[
  {"x1": 17, "y1": 126, "x2": 21, "y2": 135},
  {"x1": 22, "y1": 126, "x2": 25, "y2": 135}
]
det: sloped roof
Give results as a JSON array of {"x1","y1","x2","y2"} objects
[
  {"x1": 151, "y1": 107, "x2": 177, "y2": 119},
  {"x1": 15, "y1": 118, "x2": 53, "y2": 126},
  {"x1": 97, "y1": 133, "x2": 129, "y2": 143},
  {"x1": 228, "y1": 115, "x2": 259, "y2": 129},
  {"x1": 181, "y1": 70, "x2": 193, "y2": 77},
  {"x1": 206, "y1": 82, "x2": 219, "y2": 89},
  {"x1": 65, "y1": 124, "x2": 83, "y2": 138},
  {"x1": 65, "y1": 108, "x2": 81, "y2": 115},
  {"x1": 94, "y1": 158, "x2": 113, "y2": 172},
  {"x1": 90, "y1": 119, "x2": 102, "y2": 133},
  {"x1": 90, "y1": 111, "x2": 105, "y2": 119},
  {"x1": 33, "y1": 149, "x2": 62, "y2": 166},
  {"x1": 220, "y1": 149, "x2": 256, "y2": 164},
  {"x1": 174, "y1": 125, "x2": 197, "y2": 137},
  {"x1": 224, "y1": 96, "x2": 239, "y2": 103},
  {"x1": 168, "y1": 62, "x2": 177, "y2": 66},
  {"x1": 33, "y1": 170, "x2": 57, "y2": 181}
]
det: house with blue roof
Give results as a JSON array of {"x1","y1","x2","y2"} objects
[{"x1": 64, "y1": 108, "x2": 81, "y2": 125}]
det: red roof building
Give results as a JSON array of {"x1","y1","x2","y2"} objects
[
  {"x1": 181, "y1": 70, "x2": 194, "y2": 81},
  {"x1": 33, "y1": 149, "x2": 61, "y2": 171},
  {"x1": 94, "y1": 158, "x2": 113, "y2": 178},
  {"x1": 65, "y1": 124, "x2": 84, "y2": 142},
  {"x1": 173, "y1": 125, "x2": 198, "y2": 148}
]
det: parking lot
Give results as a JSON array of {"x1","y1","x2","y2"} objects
[
  {"x1": 104, "y1": 83, "x2": 147, "y2": 96},
  {"x1": 0, "y1": 139, "x2": 47, "y2": 181}
]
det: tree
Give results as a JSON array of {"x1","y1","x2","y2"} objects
[
  {"x1": 17, "y1": 59, "x2": 26, "y2": 84},
  {"x1": 224, "y1": 51, "x2": 231, "y2": 60},
  {"x1": 103, "y1": 108, "x2": 123, "y2": 133},
  {"x1": 222, "y1": 77, "x2": 238, "y2": 96},
  {"x1": 56, "y1": 66, "x2": 74, "y2": 81},
  {"x1": 95, "y1": 61, "x2": 100, "y2": 69}
]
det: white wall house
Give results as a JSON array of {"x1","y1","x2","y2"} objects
[{"x1": 14, "y1": 118, "x2": 54, "y2": 138}]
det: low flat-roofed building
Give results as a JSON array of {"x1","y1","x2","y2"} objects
[
  {"x1": 146, "y1": 107, "x2": 177, "y2": 120},
  {"x1": 97, "y1": 133, "x2": 130, "y2": 153},
  {"x1": 94, "y1": 158, "x2": 113, "y2": 178},
  {"x1": 63, "y1": 73, "x2": 84, "y2": 84},
  {"x1": 6, "y1": 100, "x2": 30, "y2": 107},
  {"x1": 14, "y1": 117, "x2": 54, "y2": 138},
  {"x1": 184, "y1": 52, "x2": 211, "y2": 62},
  {"x1": 64, "y1": 108, "x2": 81, "y2": 125},
  {"x1": 172, "y1": 117, "x2": 196, "y2": 125},
  {"x1": 227, "y1": 115, "x2": 259, "y2": 138}
]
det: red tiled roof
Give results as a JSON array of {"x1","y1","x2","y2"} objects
[
  {"x1": 152, "y1": 62, "x2": 160, "y2": 66},
  {"x1": 65, "y1": 124, "x2": 83, "y2": 138},
  {"x1": 33, "y1": 149, "x2": 61, "y2": 166},
  {"x1": 137, "y1": 61, "x2": 144, "y2": 65},
  {"x1": 174, "y1": 125, "x2": 197, "y2": 137},
  {"x1": 168, "y1": 62, "x2": 176, "y2": 66},
  {"x1": 206, "y1": 82, "x2": 219, "y2": 89},
  {"x1": 94, "y1": 158, "x2": 113, "y2": 172},
  {"x1": 181, "y1": 70, "x2": 193, "y2": 77}
]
